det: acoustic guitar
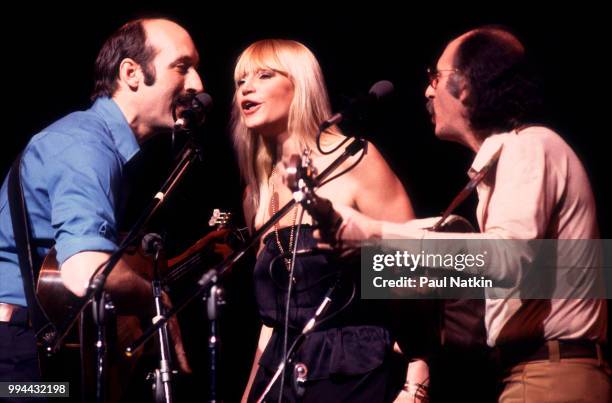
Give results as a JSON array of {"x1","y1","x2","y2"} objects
[{"x1": 35, "y1": 210, "x2": 237, "y2": 401}]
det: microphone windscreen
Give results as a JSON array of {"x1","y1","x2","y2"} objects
[
  {"x1": 195, "y1": 92, "x2": 213, "y2": 111},
  {"x1": 368, "y1": 80, "x2": 394, "y2": 100}
]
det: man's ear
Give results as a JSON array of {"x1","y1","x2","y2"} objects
[
  {"x1": 447, "y1": 74, "x2": 469, "y2": 102},
  {"x1": 458, "y1": 76, "x2": 470, "y2": 103},
  {"x1": 118, "y1": 58, "x2": 141, "y2": 91}
]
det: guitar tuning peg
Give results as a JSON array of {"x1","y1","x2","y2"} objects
[
  {"x1": 208, "y1": 209, "x2": 221, "y2": 227},
  {"x1": 208, "y1": 209, "x2": 233, "y2": 229}
]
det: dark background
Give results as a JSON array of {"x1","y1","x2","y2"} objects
[{"x1": 3, "y1": 2, "x2": 609, "y2": 401}]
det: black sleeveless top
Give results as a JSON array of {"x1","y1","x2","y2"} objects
[{"x1": 254, "y1": 225, "x2": 394, "y2": 380}]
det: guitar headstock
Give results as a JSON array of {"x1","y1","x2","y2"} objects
[
  {"x1": 286, "y1": 149, "x2": 318, "y2": 197},
  {"x1": 208, "y1": 209, "x2": 232, "y2": 230},
  {"x1": 207, "y1": 208, "x2": 249, "y2": 247},
  {"x1": 285, "y1": 151, "x2": 342, "y2": 245}
]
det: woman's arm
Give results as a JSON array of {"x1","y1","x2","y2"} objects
[{"x1": 352, "y1": 142, "x2": 414, "y2": 222}]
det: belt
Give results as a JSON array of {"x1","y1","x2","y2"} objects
[
  {"x1": 0, "y1": 302, "x2": 28, "y2": 325},
  {"x1": 496, "y1": 339, "x2": 604, "y2": 368}
]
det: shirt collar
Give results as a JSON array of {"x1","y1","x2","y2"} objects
[
  {"x1": 468, "y1": 131, "x2": 514, "y2": 179},
  {"x1": 90, "y1": 97, "x2": 140, "y2": 163}
]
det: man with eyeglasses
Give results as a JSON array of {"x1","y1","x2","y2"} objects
[{"x1": 327, "y1": 26, "x2": 610, "y2": 402}]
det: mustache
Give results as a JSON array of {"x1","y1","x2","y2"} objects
[
  {"x1": 426, "y1": 100, "x2": 434, "y2": 115},
  {"x1": 173, "y1": 92, "x2": 197, "y2": 109}
]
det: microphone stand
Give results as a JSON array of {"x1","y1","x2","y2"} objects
[
  {"x1": 90, "y1": 291, "x2": 112, "y2": 403},
  {"x1": 126, "y1": 136, "x2": 367, "y2": 401},
  {"x1": 87, "y1": 133, "x2": 204, "y2": 403},
  {"x1": 255, "y1": 277, "x2": 340, "y2": 403},
  {"x1": 149, "y1": 242, "x2": 174, "y2": 403},
  {"x1": 206, "y1": 284, "x2": 223, "y2": 403}
]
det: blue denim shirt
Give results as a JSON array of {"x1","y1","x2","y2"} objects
[{"x1": 0, "y1": 97, "x2": 139, "y2": 306}]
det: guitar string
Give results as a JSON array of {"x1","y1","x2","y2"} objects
[{"x1": 164, "y1": 252, "x2": 207, "y2": 284}]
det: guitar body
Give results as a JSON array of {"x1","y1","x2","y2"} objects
[
  {"x1": 429, "y1": 215, "x2": 488, "y2": 349},
  {"x1": 36, "y1": 249, "x2": 87, "y2": 346},
  {"x1": 36, "y1": 248, "x2": 147, "y2": 402}
]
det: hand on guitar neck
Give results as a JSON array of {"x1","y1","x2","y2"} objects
[{"x1": 320, "y1": 204, "x2": 383, "y2": 244}]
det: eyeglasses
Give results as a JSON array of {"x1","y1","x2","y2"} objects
[{"x1": 427, "y1": 67, "x2": 460, "y2": 89}]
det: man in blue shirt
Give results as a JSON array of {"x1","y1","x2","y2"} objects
[{"x1": 0, "y1": 18, "x2": 203, "y2": 383}]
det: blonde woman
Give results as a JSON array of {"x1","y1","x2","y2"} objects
[{"x1": 232, "y1": 39, "x2": 427, "y2": 402}]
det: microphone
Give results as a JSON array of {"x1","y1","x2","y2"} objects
[
  {"x1": 173, "y1": 92, "x2": 213, "y2": 131},
  {"x1": 141, "y1": 233, "x2": 164, "y2": 256},
  {"x1": 319, "y1": 80, "x2": 394, "y2": 131}
]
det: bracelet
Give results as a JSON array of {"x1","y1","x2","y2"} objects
[
  {"x1": 402, "y1": 382, "x2": 429, "y2": 392},
  {"x1": 402, "y1": 382, "x2": 429, "y2": 402}
]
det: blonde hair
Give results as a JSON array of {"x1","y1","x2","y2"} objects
[{"x1": 231, "y1": 39, "x2": 343, "y2": 228}]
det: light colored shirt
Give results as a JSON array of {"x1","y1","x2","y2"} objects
[{"x1": 382, "y1": 126, "x2": 607, "y2": 346}]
